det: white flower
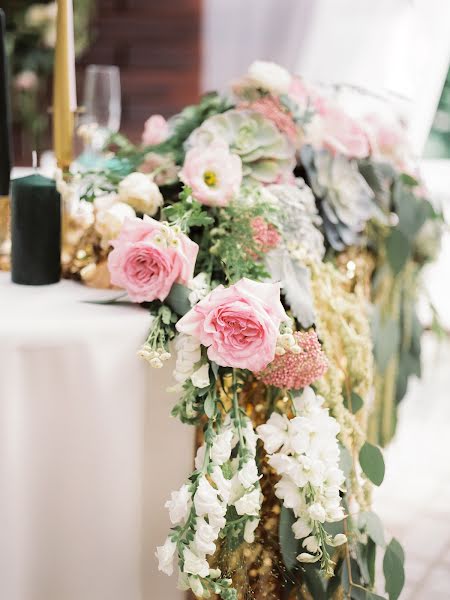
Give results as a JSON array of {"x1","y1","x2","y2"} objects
[
  {"x1": 257, "y1": 413, "x2": 289, "y2": 454},
  {"x1": 211, "y1": 466, "x2": 232, "y2": 504},
  {"x1": 165, "y1": 484, "x2": 191, "y2": 525},
  {"x1": 303, "y1": 535, "x2": 320, "y2": 554},
  {"x1": 194, "y1": 476, "x2": 226, "y2": 523},
  {"x1": 238, "y1": 460, "x2": 259, "y2": 489},
  {"x1": 330, "y1": 533, "x2": 347, "y2": 547},
  {"x1": 307, "y1": 502, "x2": 327, "y2": 523},
  {"x1": 297, "y1": 552, "x2": 320, "y2": 563},
  {"x1": 188, "y1": 272, "x2": 210, "y2": 306},
  {"x1": 275, "y1": 478, "x2": 304, "y2": 515},
  {"x1": 155, "y1": 537, "x2": 177, "y2": 575},
  {"x1": 173, "y1": 334, "x2": 201, "y2": 385},
  {"x1": 234, "y1": 488, "x2": 261, "y2": 517},
  {"x1": 190, "y1": 576, "x2": 205, "y2": 597},
  {"x1": 269, "y1": 454, "x2": 308, "y2": 487},
  {"x1": 183, "y1": 547, "x2": 210, "y2": 578},
  {"x1": 244, "y1": 518, "x2": 259, "y2": 543},
  {"x1": 191, "y1": 363, "x2": 210, "y2": 389},
  {"x1": 292, "y1": 518, "x2": 312, "y2": 540},
  {"x1": 95, "y1": 200, "x2": 136, "y2": 245},
  {"x1": 211, "y1": 429, "x2": 233, "y2": 466},
  {"x1": 194, "y1": 445, "x2": 206, "y2": 471},
  {"x1": 292, "y1": 386, "x2": 324, "y2": 416},
  {"x1": 118, "y1": 172, "x2": 163, "y2": 215},
  {"x1": 194, "y1": 518, "x2": 219, "y2": 555},
  {"x1": 248, "y1": 60, "x2": 292, "y2": 95}
]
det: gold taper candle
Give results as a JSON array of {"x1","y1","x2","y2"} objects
[{"x1": 53, "y1": 0, "x2": 77, "y2": 170}]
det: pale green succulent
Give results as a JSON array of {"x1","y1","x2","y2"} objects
[{"x1": 186, "y1": 109, "x2": 296, "y2": 184}]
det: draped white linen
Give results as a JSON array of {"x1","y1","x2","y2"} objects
[{"x1": 0, "y1": 275, "x2": 190, "y2": 600}]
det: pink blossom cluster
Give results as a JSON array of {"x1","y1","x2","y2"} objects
[
  {"x1": 256, "y1": 330, "x2": 328, "y2": 390},
  {"x1": 250, "y1": 216, "x2": 281, "y2": 256},
  {"x1": 239, "y1": 96, "x2": 299, "y2": 143}
]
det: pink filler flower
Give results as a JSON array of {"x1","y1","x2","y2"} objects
[
  {"x1": 142, "y1": 115, "x2": 170, "y2": 146},
  {"x1": 179, "y1": 142, "x2": 242, "y2": 207},
  {"x1": 256, "y1": 330, "x2": 328, "y2": 389},
  {"x1": 176, "y1": 278, "x2": 287, "y2": 371},
  {"x1": 108, "y1": 216, "x2": 198, "y2": 303},
  {"x1": 250, "y1": 216, "x2": 281, "y2": 257}
]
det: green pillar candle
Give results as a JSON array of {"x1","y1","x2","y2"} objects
[{"x1": 11, "y1": 174, "x2": 61, "y2": 285}]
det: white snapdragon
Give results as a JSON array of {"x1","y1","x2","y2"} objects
[
  {"x1": 164, "y1": 484, "x2": 191, "y2": 525},
  {"x1": 118, "y1": 172, "x2": 163, "y2": 215},
  {"x1": 188, "y1": 272, "x2": 211, "y2": 306},
  {"x1": 172, "y1": 334, "x2": 201, "y2": 384},
  {"x1": 257, "y1": 387, "x2": 346, "y2": 569},
  {"x1": 155, "y1": 537, "x2": 177, "y2": 575},
  {"x1": 190, "y1": 363, "x2": 211, "y2": 389}
]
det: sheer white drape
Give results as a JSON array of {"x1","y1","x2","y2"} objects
[{"x1": 202, "y1": 0, "x2": 450, "y2": 153}]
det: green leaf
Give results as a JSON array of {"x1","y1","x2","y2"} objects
[
  {"x1": 204, "y1": 394, "x2": 216, "y2": 419},
  {"x1": 359, "y1": 443, "x2": 385, "y2": 486},
  {"x1": 166, "y1": 283, "x2": 191, "y2": 316},
  {"x1": 393, "y1": 179, "x2": 429, "y2": 240},
  {"x1": 371, "y1": 307, "x2": 400, "y2": 374},
  {"x1": 344, "y1": 390, "x2": 364, "y2": 413},
  {"x1": 383, "y1": 538, "x2": 405, "y2": 600},
  {"x1": 359, "y1": 511, "x2": 386, "y2": 548},
  {"x1": 279, "y1": 506, "x2": 299, "y2": 572},
  {"x1": 82, "y1": 292, "x2": 128, "y2": 305},
  {"x1": 302, "y1": 565, "x2": 326, "y2": 600},
  {"x1": 339, "y1": 444, "x2": 353, "y2": 479},
  {"x1": 385, "y1": 228, "x2": 410, "y2": 274}
]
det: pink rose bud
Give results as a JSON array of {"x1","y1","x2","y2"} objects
[{"x1": 142, "y1": 115, "x2": 170, "y2": 146}]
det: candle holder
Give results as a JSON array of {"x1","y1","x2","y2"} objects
[{"x1": 0, "y1": 194, "x2": 10, "y2": 271}]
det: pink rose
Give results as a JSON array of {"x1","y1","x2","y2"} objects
[
  {"x1": 307, "y1": 102, "x2": 369, "y2": 159},
  {"x1": 108, "y1": 216, "x2": 198, "y2": 303},
  {"x1": 176, "y1": 278, "x2": 288, "y2": 371},
  {"x1": 142, "y1": 115, "x2": 170, "y2": 146},
  {"x1": 362, "y1": 113, "x2": 408, "y2": 166},
  {"x1": 179, "y1": 142, "x2": 242, "y2": 207}
]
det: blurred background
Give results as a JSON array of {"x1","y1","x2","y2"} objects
[{"x1": 4, "y1": 0, "x2": 450, "y2": 164}]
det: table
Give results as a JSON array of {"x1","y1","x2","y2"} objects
[{"x1": 0, "y1": 273, "x2": 192, "y2": 600}]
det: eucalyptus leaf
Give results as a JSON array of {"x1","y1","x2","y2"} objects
[
  {"x1": 385, "y1": 228, "x2": 410, "y2": 274},
  {"x1": 383, "y1": 538, "x2": 405, "y2": 600},
  {"x1": 371, "y1": 307, "x2": 400, "y2": 374},
  {"x1": 204, "y1": 394, "x2": 216, "y2": 419},
  {"x1": 166, "y1": 283, "x2": 191, "y2": 316},
  {"x1": 359, "y1": 511, "x2": 386, "y2": 548},
  {"x1": 265, "y1": 249, "x2": 315, "y2": 328},
  {"x1": 302, "y1": 565, "x2": 326, "y2": 600},
  {"x1": 359, "y1": 443, "x2": 385, "y2": 486},
  {"x1": 279, "y1": 506, "x2": 299, "y2": 573},
  {"x1": 339, "y1": 444, "x2": 353, "y2": 479},
  {"x1": 344, "y1": 391, "x2": 364, "y2": 413}
]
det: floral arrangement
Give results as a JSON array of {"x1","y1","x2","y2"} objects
[
  {"x1": 59, "y1": 60, "x2": 444, "y2": 599},
  {"x1": 5, "y1": 0, "x2": 93, "y2": 151}
]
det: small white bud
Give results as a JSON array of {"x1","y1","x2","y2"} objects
[{"x1": 150, "y1": 358, "x2": 164, "y2": 368}]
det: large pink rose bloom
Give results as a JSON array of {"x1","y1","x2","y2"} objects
[
  {"x1": 108, "y1": 216, "x2": 198, "y2": 303},
  {"x1": 179, "y1": 142, "x2": 242, "y2": 207},
  {"x1": 176, "y1": 278, "x2": 287, "y2": 372},
  {"x1": 307, "y1": 101, "x2": 370, "y2": 159}
]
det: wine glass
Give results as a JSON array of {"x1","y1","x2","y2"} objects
[{"x1": 79, "y1": 65, "x2": 121, "y2": 158}]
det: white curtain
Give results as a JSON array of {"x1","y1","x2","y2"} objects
[{"x1": 202, "y1": 0, "x2": 450, "y2": 153}]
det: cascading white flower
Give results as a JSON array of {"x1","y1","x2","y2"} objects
[
  {"x1": 157, "y1": 409, "x2": 262, "y2": 599},
  {"x1": 257, "y1": 386, "x2": 347, "y2": 571}
]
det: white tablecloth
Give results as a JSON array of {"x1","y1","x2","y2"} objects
[{"x1": 0, "y1": 273, "x2": 192, "y2": 600}]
